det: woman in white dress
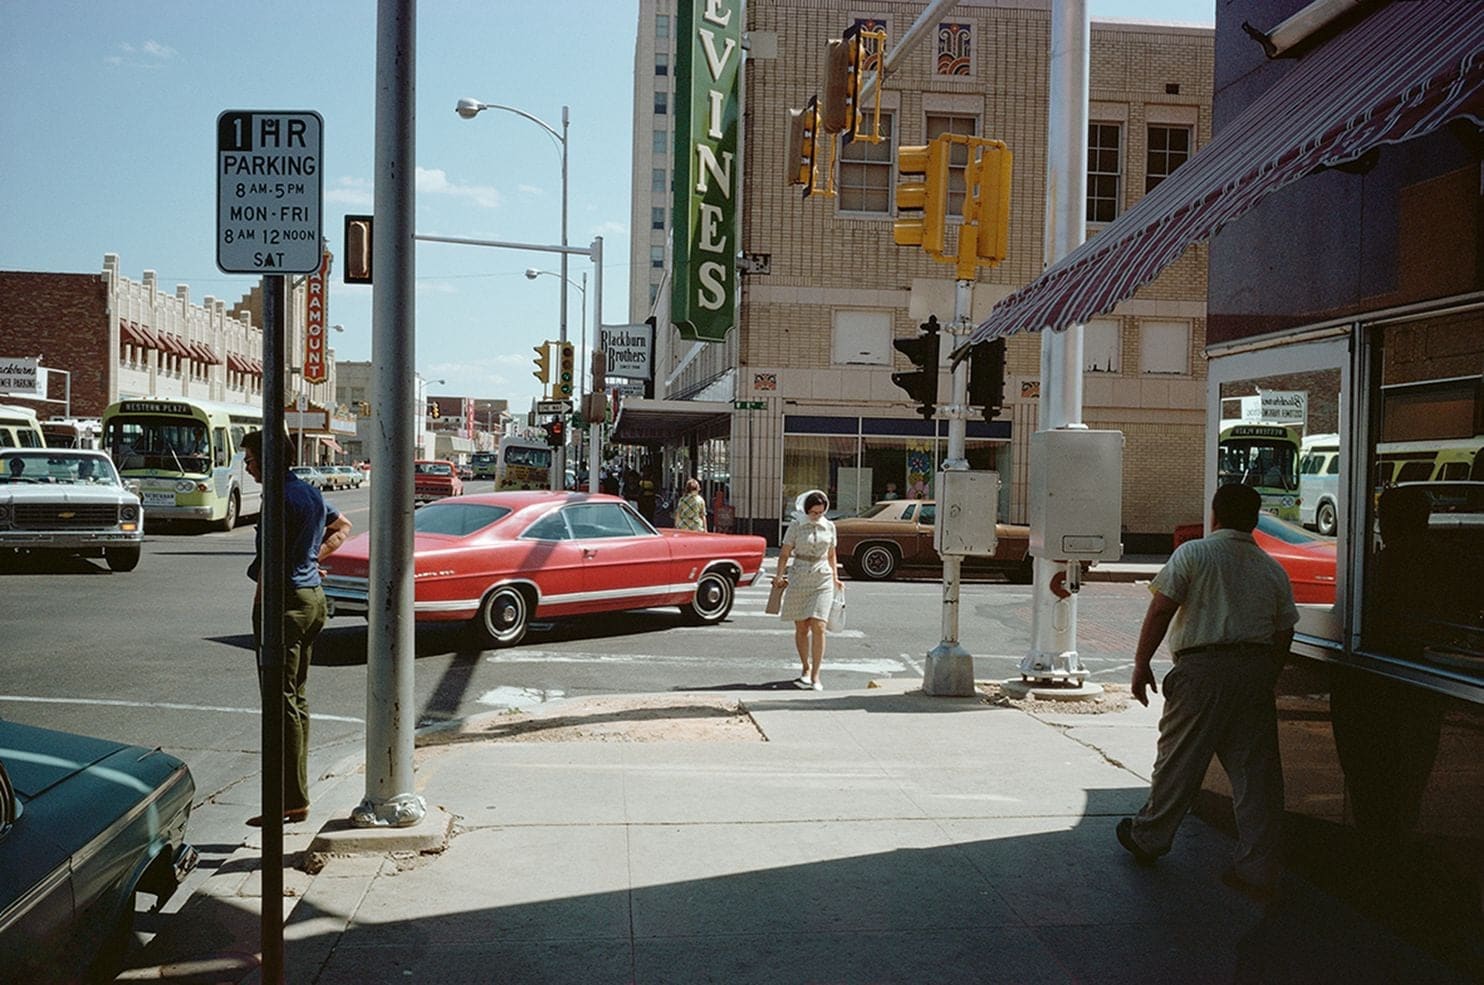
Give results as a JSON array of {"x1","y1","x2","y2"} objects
[{"x1": 775, "y1": 490, "x2": 843, "y2": 690}]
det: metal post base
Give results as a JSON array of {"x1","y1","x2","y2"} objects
[
  {"x1": 1017, "y1": 648, "x2": 1090, "y2": 684},
  {"x1": 351, "y1": 792, "x2": 428, "y2": 828},
  {"x1": 923, "y1": 642, "x2": 976, "y2": 697}
]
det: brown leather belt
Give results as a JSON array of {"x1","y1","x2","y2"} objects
[{"x1": 1175, "y1": 642, "x2": 1273, "y2": 657}]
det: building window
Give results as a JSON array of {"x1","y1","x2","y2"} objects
[
  {"x1": 655, "y1": 52, "x2": 669, "y2": 76},
  {"x1": 648, "y1": 283, "x2": 659, "y2": 305},
  {"x1": 1084, "y1": 318, "x2": 1122, "y2": 373},
  {"x1": 925, "y1": 112, "x2": 978, "y2": 218},
  {"x1": 651, "y1": 206, "x2": 666, "y2": 230},
  {"x1": 831, "y1": 310, "x2": 893, "y2": 366},
  {"x1": 1146, "y1": 125, "x2": 1191, "y2": 192},
  {"x1": 650, "y1": 246, "x2": 665, "y2": 269},
  {"x1": 654, "y1": 91, "x2": 667, "y2": 115},
  {"x1": 656, "y1": 14, "x2": 669, "y2": 38},
  {"x1": 653, "y1": 129, "x2": 667, "y2": 155},
  {"x1": 1087, "y1": 122, "x2": 1122, "y2": 223},
  {"x1": 652, "y1": 168, "x2": 667, "y2": 194},
  {"x1": 837, "y1": 112, "x2": 893, "y2": 214},
  {"x1": 1139, "y1": 320, "x2": 1189, "y2": 375}
]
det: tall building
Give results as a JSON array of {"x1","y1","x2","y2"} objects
[{"x1": 627, "y1": 0, "x2": 1214, "y2": 548}]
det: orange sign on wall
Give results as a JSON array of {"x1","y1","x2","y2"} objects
[{"x1": 303, "y1": 250, "x2": 332, "y2": 384}]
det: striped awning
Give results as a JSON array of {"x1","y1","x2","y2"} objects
[
  {"x1": 198, "y1": 343, "x2": 223, "y2": 365},
  {"x1": 119, "y1": 319, "x2": 145, "y2": 346},
  {"x1": 967, "y1": 0, "x2": 1484, "y2": 346},
  {"x1": 134, "y1": 322, "x2": 162, "y2": 350}
]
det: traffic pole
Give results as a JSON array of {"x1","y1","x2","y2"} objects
[
  {"x1": 354, "y1": 0, "x2": 426, "y2": 829},
  {"x1": 923, "y1": 276, "x2": 976, "y2": 697},
  {"x1": 1019, "y1": 0, "x2": 1096, "y2": 691}
]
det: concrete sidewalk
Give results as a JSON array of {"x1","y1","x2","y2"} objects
[{"x1": 125, "y1": 677, "x2": 1469, "y2": 985}]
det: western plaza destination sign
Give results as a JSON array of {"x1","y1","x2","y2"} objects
[{"x1": 671, "y1": 0, "x2": 741, "y2": 342}]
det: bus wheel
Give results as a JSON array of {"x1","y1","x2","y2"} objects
[
  {"x1": 106, "y1": 546, "x2": 141, "y2": 572},
  {"x1": 1316, "y1": 500, "x2": 1336, "y2": 537},
  {"x1": 215, "y1": 491, "x2": 240, "y2": 532}
]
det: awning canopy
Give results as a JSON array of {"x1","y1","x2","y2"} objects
[
  {"x1": 119, "y1": 320, "x2": 145, "y2": 347},
  {"x1": 610, "y1": 398, "x2": 734, "y2": 444},
  {"x1": 134, "y1": 322, "x2": 162, "y2": 350},
  {"x1": 967, "y1": 0, "x2": 1484, "y2": 347},
  {"x1": 198, "y1": 343, "x2": 223, "y2": 365},
  {"x1": 319, "y1": 436, "x2": 344, "y2": 454}
]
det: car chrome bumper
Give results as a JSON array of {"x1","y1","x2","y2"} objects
[
  {"x1": 324, "y1": 575, "x2": 370, "y2": 617},
  {"x1": 173, "y1": 842, "x2": 200, "y2": 884},
  {"x1": 0, "y1": 530, "x2": 142, "y2": 548}
]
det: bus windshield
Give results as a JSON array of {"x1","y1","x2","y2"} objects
[
  {"x1": 505, "y1": 446, "x2": 551, "y2": 468},
  {"x1": 104, "y1": 416, "x2": 212, "y2": 474},
  {"x1": 1218, "y1": 438, "x2": 1299, "y2": 492}
]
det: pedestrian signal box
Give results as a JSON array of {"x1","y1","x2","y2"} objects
[{"x1": 1029, "y1": 429, "x2": 1124, "y2": 562}]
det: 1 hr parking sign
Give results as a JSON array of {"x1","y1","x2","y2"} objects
[{"x1": 216, "y1": 110, "x2": 324, "y2": 274}]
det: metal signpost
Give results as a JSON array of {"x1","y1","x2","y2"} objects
[{"x1": 216, "y1": 108, "x2": 323, "y2": 985}]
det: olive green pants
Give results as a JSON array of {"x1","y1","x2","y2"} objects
[{"x1": 253, "y1": 586, "x2": 328, "y2": 812}]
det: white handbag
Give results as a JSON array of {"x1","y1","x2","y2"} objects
[{"x1": 827, "y1": 587, "x2": 846, "y2": 632}]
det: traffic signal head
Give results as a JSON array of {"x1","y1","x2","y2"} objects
[
  {"x1": 890, "y1": 316, "x2": 942, "y2": 419},
  {"x1": 965, "y1": 140, "x2": 1013, "y2": 266},
  {"x1": 820, "y1": 35, "x2": 859, "y2": 135},
  {"x1": 590, "y1": 350, "x2": 606, "y2": 393},
  {"x1": 429, "y1": 401, "x2": 441, "y2": 420},
  {"x1": 966, "y1": 338, "x2": 1007, "y2": 420},
  {"x1": 785, "y1": 104, "x2": 815, "y2": 190},
  {"x1": 557, "y1": 342, "x2": 575, "y2": 397},
  {"x1": 532, "y1": 343, "x2": 551, "y2": 384},
  {"x1": 343, "y1": 215, "x2": 373, "y2": 284},
  {"x1": 893, "y1": 138, "x2": 951, "y2": 257},
  {"x1": 544, "y1": 418, "x2": 565, "y2": 447}
]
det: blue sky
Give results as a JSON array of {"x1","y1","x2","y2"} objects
[{"x1": 0, "y1": 0, "x2": 1212, "y2": 412}]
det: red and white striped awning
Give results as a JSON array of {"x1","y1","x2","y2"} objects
[{"x1": 968, "y1": 0, "x2": 1484, "y2": 346}]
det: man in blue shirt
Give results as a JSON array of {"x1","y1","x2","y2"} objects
[{"x1": 242, "y1": 430, "x2": 352, "y2": 827}]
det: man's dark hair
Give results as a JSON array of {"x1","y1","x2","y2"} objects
[
  {"x1": 803, "y1": 490, "x2": 829, "y2": 513},
  {"x1": 1212, "y1": 483, "x2": 1261, "y2": 532},
  {"x1": 241, "y1": 427, "x2": 297, "y2": 467}
]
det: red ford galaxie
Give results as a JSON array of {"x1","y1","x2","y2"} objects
[{"x1": 322, "y1": 491, "x2": 768, "y2": 646}]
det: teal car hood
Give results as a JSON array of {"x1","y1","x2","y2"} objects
[{"x1": 0, "y1": 720, "x2": 137, "y2": 799}]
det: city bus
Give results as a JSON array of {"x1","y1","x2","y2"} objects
[
  {"x1": 1217, "y1": 421, "x2": 1302, "y2": 521},
  {"x1": 0, "y1": 403, "x2": 46, "y2": 448},
  {"x1": 494, "y1": 435, "x2": 552, "y2": 490},
  {"x1": 101, "y1": 397, "x2": 263, "y2": 531},
  {"x1": 470, "y1": 450, "x2": 498, "y2": 480},
  {"x1": 41, "y1": 417, "x2": 102, "y2": 449}
]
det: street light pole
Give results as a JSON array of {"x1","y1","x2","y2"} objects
[{"x1": 456, "y1": 97, "x2": 572, "y2": 482}]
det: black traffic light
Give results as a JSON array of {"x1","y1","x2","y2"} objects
[
  {"x1": 966, "y1": 338, "x2": 1006, "y2": 420},
  {"x1": 891, "y1": 316, "x2": 941, "y2": 419},
  {"x1": 543, "y1": 418, "x2": 565, "y2": 447}
]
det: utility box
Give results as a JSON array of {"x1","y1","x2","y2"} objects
[
  {"x1": 933, "y1": 469, "x2": 1001, "y2": 556},
  {"x1": 1029, "y1": 429, "x2": 1124, "y2": 562}
]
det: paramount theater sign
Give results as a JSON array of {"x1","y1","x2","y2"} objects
[{"x1": 671, "y1": 0, "x2": 741, "y2": 342}]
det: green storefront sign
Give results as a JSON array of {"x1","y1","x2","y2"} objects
[{"x1": 671, "y1": 0, "x2": 741, "y2": 342}]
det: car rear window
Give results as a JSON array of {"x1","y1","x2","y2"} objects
[{"x1": 413, "y1": 502, "x2": 510, "y2": 536}]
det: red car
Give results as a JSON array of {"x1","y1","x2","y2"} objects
[
  {"x1": 1248, "y1": 513, "x2": 1337, "y2": 604},
  {"x1": 322, "y1": 491, "x2": 768, "y2": 646},
  {"x1": 414, "y1": 459, "x2": 463, "y2": 504}
]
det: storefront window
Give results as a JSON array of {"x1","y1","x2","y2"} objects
[
  {"x1": 782, "y1": 435, "x2": 858, "y2": 522},
  {"x1": 1216, "y1": 360, "x2": 1344, "y2": 642},
  {"x1": 1361, "y1": 314, "x2": 1483, "y2": 678}
]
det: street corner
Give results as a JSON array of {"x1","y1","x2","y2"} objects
[
  {"x1": 306, "y1": 804, "x2": 456, "y2": 869},
  {"x1": 414, "y1": 692, "x2": 767, "y2": 749},
  {"x1": 979, "y1": 679, "x2": 1137, "y2": 716}
]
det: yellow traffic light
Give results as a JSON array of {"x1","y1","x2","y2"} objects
[
  {"x1": 557, "y1": 341, "x2": 575, "y2": 397},
  {"x1": 785, "y1": 105, "x2": 815, "y2": 189},
  {"x1": 820, "y1": 37, "x2": 856, "y2": 135},
  {"x1": 532, "y1": 343, "x2": 551, "y2": 384},
  {"x1": 893, "y1": 138, "x2": 950, "y2": 257},
  {"x1": 965, "y1": 139, "x2": 1013, "y2": 266}
]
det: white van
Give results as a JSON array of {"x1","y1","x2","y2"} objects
[
  {"x1": 0, "y1": 403, "x2": 46, "y2": 449},
  {"x1": 1298, "y1": 433, "x2": 1340, "y2": 535}
]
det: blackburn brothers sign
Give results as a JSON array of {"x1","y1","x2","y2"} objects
[{"x1": 671, "y1": 0, "x2": 741, "y2": 342}]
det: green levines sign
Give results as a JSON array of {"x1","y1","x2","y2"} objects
[{"x1": 671, "y1": 0, "x2": 741, "y2": 342}]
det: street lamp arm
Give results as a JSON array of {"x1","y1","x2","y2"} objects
[
  {"x1": 525, "y1": 267, "x2": 586, "y2": 296},
  {"x1": 455, "y1": 98, "x2": 563, "y2": 151}
]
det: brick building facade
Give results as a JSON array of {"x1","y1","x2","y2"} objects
[{"x1": 630, "y1": 0, "x2": 1214, "y2": 548}]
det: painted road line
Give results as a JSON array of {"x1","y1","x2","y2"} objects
[
  {"x1": 485, "y1": 650, "x2": 908, "y2": 674},
  {"x1": 0, "y1": 694, "x2": 365, "y2": 724}
]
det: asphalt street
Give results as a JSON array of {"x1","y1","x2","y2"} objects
[{"x1": 0, "y1": 483, "x2": 1169, "y2": 955}]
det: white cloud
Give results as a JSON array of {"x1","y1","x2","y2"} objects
[
  {"x1": 108, "y1": 40, "x2": 176, "y2": 67},
  {"x1": 517, "y1": 184, "x2": 545, "y2": 197},
  {"x1": 416, "y1": 167, "x2": 502, "y2": 209},
  {"x1": 326, "y1": 177, "x2": 373, "y2": 207},
  {"x1": 590, "y1": 220, "x2": 627, "y2": 238}
]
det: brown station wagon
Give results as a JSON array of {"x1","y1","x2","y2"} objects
[{"x1": 833, "y1": 499, "x2": 1033, "y2": 582}]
